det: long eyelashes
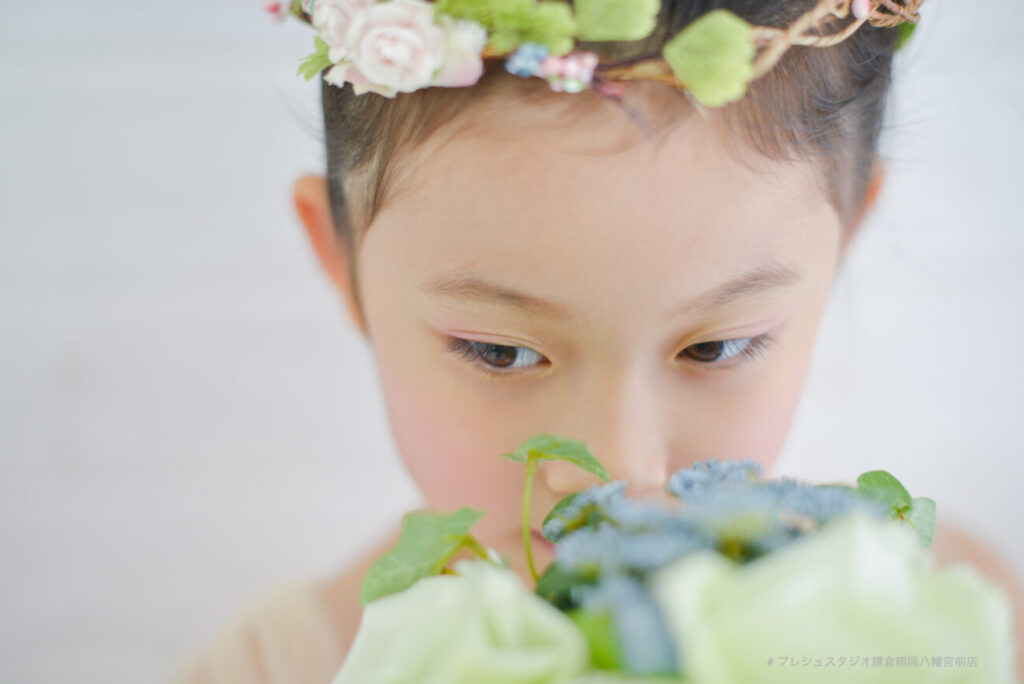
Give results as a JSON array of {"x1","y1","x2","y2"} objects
[
  {"x1": 446, "y1": 333, "x2": 777, "y2": 379},
  {"x1": 446, "y1": 338, "x2": 547, "y2": 377},
  {"x1": 680, "y1": 334, "x2": 777, "y2": 370}
]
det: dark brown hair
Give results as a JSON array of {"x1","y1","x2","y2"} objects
[{"x1": 320, "y1": 0, "x2": 900, "y2": 311}]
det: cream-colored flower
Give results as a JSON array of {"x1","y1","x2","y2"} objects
[
  {"x1": 334, "y1": 0, "x2": 446, "y2": 96},
  {"x1": 312, "y1": 0, "x2": 372, "y2": 63},
  {"x1": 651, "y1": 510, "x2": 1016, "y2": 683},
  {"x1": 333, "y1": 560, "x2": 589, "y2": 684}
]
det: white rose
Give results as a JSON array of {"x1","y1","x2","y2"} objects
[
  {"x1": 333, "y1": 0, "x2": 445, "y2": 96},
  {"x1": 651, "y1": 510, "x2": 1017, "y2": 683},
  {"x1": 312, "y1": 0, "x2": 372, "y2": 63},
  {"x1": 332, "y1": 560, "x2": 589, "y2": 684}
]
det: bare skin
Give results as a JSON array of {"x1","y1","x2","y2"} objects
[{"x1": 295, "y1": 73, "x2": 1024, "y2": 677}]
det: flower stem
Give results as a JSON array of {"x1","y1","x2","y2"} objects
[
  {"x1": 523, "y1": 455, "x2": 539, "y2": 584},
  {"x1": 463, "y1": 535, "x2": 494, "y2": 563}
]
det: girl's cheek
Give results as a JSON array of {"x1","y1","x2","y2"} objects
[
  {"x1": 374, "y1": 355, "x2": 525, "y2": 524},
  {"x1": 716, "y1": 318, "x2": 822, "y2": 472}
]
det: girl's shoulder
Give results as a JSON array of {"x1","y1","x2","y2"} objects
[
  {"x1": 172, "y1": 578, "x2": 346, "y2": 684},
  {"x1": 174, "y1": 531, "x2": 401, "y2": 684},
  {"x1": 930, "y1": 518, "x2": 1024, "y2": 679}
]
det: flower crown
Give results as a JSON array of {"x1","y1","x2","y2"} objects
[{"x1": 268, "y1": 0, "x2": 925, "y2": 108}]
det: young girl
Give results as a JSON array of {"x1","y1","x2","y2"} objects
[{"x1": 176, "y1": 0, "x2": 1024, "y2": 681}]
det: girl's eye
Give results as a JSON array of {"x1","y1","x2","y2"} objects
[
  {"x1": 446, "y1": 337, "x2": 548, "y2": 377},
  {"x1": 679, "y1": 333, "x2": 776, "y2": 370}
]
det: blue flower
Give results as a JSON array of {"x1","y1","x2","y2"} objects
[
  {"x1": 555, "y1": 522, "x2": 711, "y2": 577},
  {"x1": 504, "y1": 41, "x2": 550, "y2": 78},
  {"x1": 776, "y1": 481, "x2": 890, "y2": 523},
  {"x1": 542, "y1": 481, "x2": 626, "y2": 542},
  {"x1": 577, "y1": 574, "x2": 679, "y2": 675},
  {"x1": 667, "y1": 458, "x2": 762, "y2": 500}
]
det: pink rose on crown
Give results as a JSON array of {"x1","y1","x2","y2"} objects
[
  {"x1": 313, "y1": 0, "x2": 372, "y2": 63},
  {"x1": 431, "y1": 14, "x2": 488, "y2": 88},
  {"x1": 324, "y1": 0, "x2": 446, "y2": 97}
]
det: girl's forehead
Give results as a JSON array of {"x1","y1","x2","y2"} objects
[
  {"x1": 384, "y1": 81, "x2": 827, "y2": 231},
  {"x1": 360, "y1": 109, "x2": 841, "y2": 333},
  {"x1": 357, "y1": 86, "x2": 840, "y2": 329}
]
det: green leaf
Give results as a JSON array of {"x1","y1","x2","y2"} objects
[
  {"x1": 359, "y1": 507, "x2": 484, "y2": 604},
  {"x1": 856, "y1": 470, "x2": 913, "y2": 513},
  {"x1": 575, "y1": 0, "x2": 659, "y2": 42},
  {"x1": 542, "y1": 492, "x2": 579, "y2": 541},
  {"x1": 438, "y1": 0, "x2": 577, "y2": 56},
  {"x1": 569, "y1": 609, "x2": 624, "y2": 670},
  {"x1": 906, "y1": 496, "x2": 936, "y2": 548},
  {"x1": 894, "y1": 21, "x2": 917, "y2": 52},
  {"x1": 535, "y1": 562, "x2": 584, "y2": 610},
  {"x1": 297, "y1": 36, "x2": 332, "y2": 81},
  {"x1": 435, "y1": 0, "x2": 501, "y2": 28},
  {"x1": 662, "y1": 9, "x2": 755, "y2": 108},
  {"x1": 502, "y1": 433, "x2": 611, "y2": 482}
]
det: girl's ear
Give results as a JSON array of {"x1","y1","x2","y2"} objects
[
  {"x1": 292, "y1": 174, "x2": 368, "y2": 337},
  {"x1": 840, "y1": 159, "x2": 887, "y2": 258}
]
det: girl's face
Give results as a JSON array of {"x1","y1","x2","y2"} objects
[{"x1": 315, "y1": 81, "x2": 862, "y2": 581}]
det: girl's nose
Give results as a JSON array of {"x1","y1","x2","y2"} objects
[{"x1": 540, "y1": 369, "x2": 670, "y2": 499}]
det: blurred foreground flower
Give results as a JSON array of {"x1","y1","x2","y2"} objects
[
  {"x1": 333, "y1": 560, "x2": 589, "y2": 684},
  {"x1": 651, "y1": 510, "x2": 1017, "y2": 683}
]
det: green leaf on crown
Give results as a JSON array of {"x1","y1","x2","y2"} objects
[
  {"x1": 297, "y1": 36, "x2": 332, "y2": 81},
  {"x1": 894, "y1": 21, "x2": 917, "y2": 51},
  {"x1": 436, "y1": 0, "x2": 577, "y2": 56},
  {"x1": 359, "y1": 507, "x2": 484, "y2": 604},
  {"x1": 575, "y1": 0, "x2": 660, "y2": 42},
  {"x1": 662, "y1": 9, "x2": 755, "y2": 108},
  {"x1": 502, "y1": 434, "x2": 611, "y2": 482}
]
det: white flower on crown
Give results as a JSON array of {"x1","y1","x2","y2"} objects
[
  {"x1": 312, "y1": 0, "x2": 372, "y2": 64},
  {"x1": 316, "y1": 0, "x2": 488, "y2": 97}
]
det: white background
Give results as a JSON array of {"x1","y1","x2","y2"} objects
[{"x1": 1, "y1": 1, "x2": 1022, "y2": 681}]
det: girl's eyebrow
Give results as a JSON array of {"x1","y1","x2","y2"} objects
[{"x1": 422, "y1": 259, "x2": 801, "y2": 318}]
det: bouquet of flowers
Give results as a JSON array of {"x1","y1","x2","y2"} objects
[{"x1": 332, "y1": 435, "x2": 1016, "y2": 683}]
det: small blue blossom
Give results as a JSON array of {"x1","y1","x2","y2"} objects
[
  {"x1": 681, "y1": 485, "x2": 796, "y2": 557},
  {"x1": 577, "y1": 574, "x2": 679, "y2": 675},
  {"x1": 777, "y1": 481, "x2": 890, "y2": 523},
  {"x1": 667, "y1": 458, "x2": 762, "y2": 500},
  {"x1": 555, "y1": 522, "x2": 711, "y2": 577},
  {"x1": 504, "y1": 41, "x2": 550, "y2": 78},
  {"x1": 542, "y1": 481, "x2": 626, "y2": 542}
]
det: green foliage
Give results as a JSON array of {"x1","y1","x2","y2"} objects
[
  {"x1": 543, "y1": 492, "x2": 580, "y2": 541},
  {"x1": 662, "y1": 9, "x2": 755, "y2": 108},
  {"x1": 856, "y1": 470, "x2": 936, "y2": 548},
  {"x1": 502, "y1": 434, "x2": 611, "y2": 482},
  {"x1": 894, "y1": 21, "x2": 917, "y2": 51},
  {"x1": 535, "y1": 562, "x2": 586, "y2": 610},
  {"x1": 856, "y1": 470, "x2": 913, "y2": 511},
  {"x1": 569, "y1": 609, "x2": 624, "y2": 670},
  {"x1": 906, "y1": 496, "x2": 936, "y2": 548},
  {"x1": 359, "y1": 507, "x2": 484, "y2": 604},
  {"x1": 297, "y1": 36, "x2": 332, "y2": 81},
  {"x1": 574, "y1": 0, "x2": 659, "y2": 41},
  {"x1": 436, "y1": 0, "x2": 577, "y2": 55}
]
